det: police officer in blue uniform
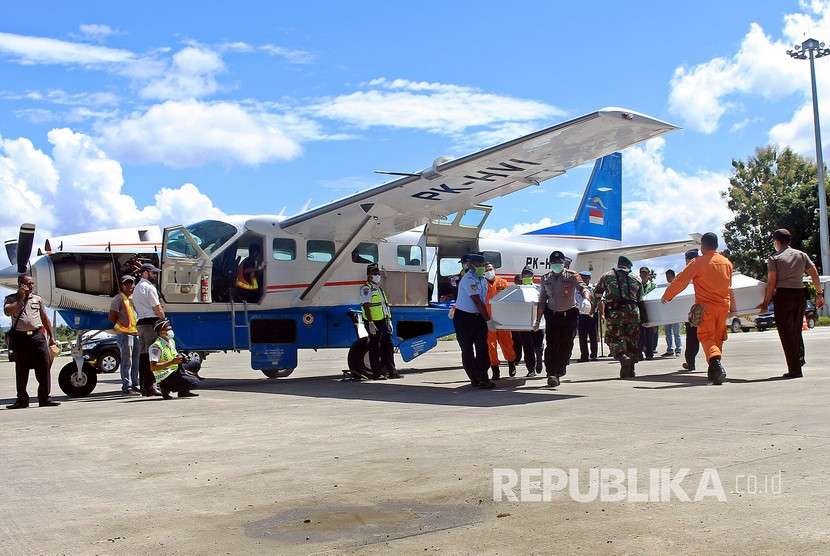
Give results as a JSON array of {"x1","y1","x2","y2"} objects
[{"x1": 453, "y1": 253, "x2": 496, "y2": 389}]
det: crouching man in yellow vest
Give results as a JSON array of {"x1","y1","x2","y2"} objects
[
  {"x1": 359, "y1": 264, "x2": 400, "y2": 380},
  {"x1": 148, "y1": 319, "x2": 200, "y2": 400}
]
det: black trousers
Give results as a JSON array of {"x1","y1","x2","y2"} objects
[
  {"x1": 12, "y1": 331, "x2": 51, "y2": 404},
  {"x1": 453, "y1": 309, "x2": 489, "y2": 384},
  {"x1": 774, "y1": 288, "x2": 807, "y2": 375},
  {"x1": 685, "y1": 323, "x2": 699, "y2": 369},
  {"x1": 515, "y1": 330, "x2": 543, "y2": 373},
  {"x1": 544, "y1": 308, "x2": 579, "y2": 377},
  {"x1": 159, "y1": 368, "x2": 200, "y2": 394},
  {"x1": 639, "y1": 326, "x2": 657, "y2": 358},
  {"x1": 578, "y1": 314, "x2": 598, "y2": 359},
  {"x1": 368, "y1": 318, "x2": 396, "y2": 374}
]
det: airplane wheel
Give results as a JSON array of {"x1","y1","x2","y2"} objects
[
  {"x1": 348, "y1": 337, "x2": 371, "y2": 374},
  {"x1": 262, "y1": 369, "x2": 294, "y2": 378},
  {"x1": 58, "y1": 362, "x2": 97, "y2": 398}
]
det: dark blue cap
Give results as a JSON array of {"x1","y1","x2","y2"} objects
[{"x1": 549, "y1": 251, "x2": 566, "y2": 263}]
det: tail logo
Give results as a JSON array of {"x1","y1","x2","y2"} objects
[{"x1": 587, "y1": 195, "x2": 607, "y2": 225}]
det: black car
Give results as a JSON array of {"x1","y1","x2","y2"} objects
[
  {"x1": 81, "y1": 334, "x2": 209, "y2": 374},
  {"x1": 755, "y1": 300, "x2": 818, "y2": 332}
]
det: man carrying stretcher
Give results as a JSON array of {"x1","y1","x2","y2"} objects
[{"x1": 661, "y1": 232, "x2": 735, "y2": 385}]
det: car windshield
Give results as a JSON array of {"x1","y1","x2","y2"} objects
[{"x1": 184, "y1": 220, "x2": 239, "y2": 255}]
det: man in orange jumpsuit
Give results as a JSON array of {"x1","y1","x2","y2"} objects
[
  {"x1": 661, "y1": 232, "x2": 736, "y2": 385},
  {"x1": 484, "y1": 262, "x2": 517, "y2": 379}
]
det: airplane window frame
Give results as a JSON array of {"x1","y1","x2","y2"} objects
[
  {"x1": 481, "y1": 250, "x2": 502, "y2": 269},
  {"x1": 272, "y1": 238, "x2": 296, "y2": 261},
  {"x1": 396, "y1": 245, "x2": 424, "y2": 267},
  {"x1": 351, "y1": 242, "x2": 379, "y2": 264},
  {"x1": 307, "y1": 240, "x2": 335, "y2": 263}
]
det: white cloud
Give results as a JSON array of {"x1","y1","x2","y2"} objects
[
  {"x1": 309, "y1": 77, "x2": 564, "y2": 146},
  {"x1": 667, "y1": 2, "x2": 830, "y2": 135},
  {"x1": 481, "y1": 217, "x2": 556, "y2": 239},
  {"x1": 0, "y1": 31, "x2": 134, "y2": 65},
  {"x1": 0, "y1": 129, "x2": 224, "y2": 255},
  {"x1": 621, "y1": 137, "x2": 732, "y2": 245},
  {"x1": 259, "y1": 44, "x2": 315, "y2": 64},
  {"x1": 140, "y1": 46, "x2": 225, "y2": 100},
  {"x1": 98, "y1": 99, "x2": 302, "y2": 167},
  {"x1": 77, "y1": 24, "x2": 118, "y2": 41},
  {"x1": 2, "y1": 89, "x2": 119, "y2": 106}
]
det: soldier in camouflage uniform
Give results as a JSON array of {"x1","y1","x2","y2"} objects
[{"x1": 593, "y1": 256, "x2": 643, "y2": 379}]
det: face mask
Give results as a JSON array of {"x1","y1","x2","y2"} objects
[
  {"x1": 484, "y1": 270, "x2": 495, "y2": 281},
  {"x1": 522, "y1": 277, "x2": 533, "y2": 285},
  {"x1": 370, "y1": 274, "x2": 381, "y2": 284},
  {"x1": 551, "y1": 263, "x2": 565, "y2": 274},
  {"x1": 166, "y1": 330, "x2": 175, "y2": 339},
  {"x1": 475, "y1": 266, "x2": 486, "y2": 278}
]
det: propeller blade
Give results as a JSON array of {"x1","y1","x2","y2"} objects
[
  {"x1": 17, "y1": 223, "x2": 35, "y2": 274},
  {"x1": 4, "y1": 239, "x2": 17, "y2": 265}
]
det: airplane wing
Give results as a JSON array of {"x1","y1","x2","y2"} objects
[
  {"x1": 577, "y1": 235, "x2": 702, "y2": 263},
  {"x1": 280, "y1": 108, "x2": 677, "y2": 241}
]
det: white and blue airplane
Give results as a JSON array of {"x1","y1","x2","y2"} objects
[{"x1": 0, "y1": 108, "x2": 697, "y2": 397}]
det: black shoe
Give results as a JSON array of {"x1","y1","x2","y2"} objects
[
  {"x1": 682, "y1": 362, "x2": 695, "y2": 371},
  {"x1": 478, "y1": 380, "x2": 496, "y2": 389},
  {"x1": 159, "y1": 386, "x2": 173, "y2": 400},
  {"x1": 547, "y1": 375, "x2": 560, "y2": 387},
  {"x1": 590, "y1": 355, "x2": 598, "y2": 361},
  {"x1": 708, "y1": 359, "x2": 726, "y2": 385},
  {"x1": 491, "y1": 365, "x2": 501, "y2": 380},
  {"x1": 373, "y1": 374, "x2": 387, "y2": 380},
  {"x1": 508, "y1": 362, "x2": 516, "y2": 377},
  {"x1": 149, "y1": 387, "x2": 163, "y2": 397},
  {"x1": 577, "y1": 357, "x2": 588, "y2": 363},
  {"x1": 6, "y1": 401, "x2": 29, "y2": 409},
  {"x1": 38, "y1": 400, "x2": 61, "y2": 407},
  {"x1": 178, "y1": 391, "x2": 199, "y2": 398},
  {"x1": 387, "y1": 371, "x2": 402, "y2": 379},
  {"x1": 525, "y1": 370, "x2": 536, "y2": 377},
  {"x1": 131, "y1": 386, "x2": 141, "y2": 393},
  {"x1": 782, "y1": 372, "x2": 803, "y2": 379}
]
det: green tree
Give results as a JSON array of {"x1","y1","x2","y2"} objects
[{"x1": 723, "y1": 146, "x2": 826, "y2": 279}]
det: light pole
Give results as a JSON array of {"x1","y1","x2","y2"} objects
[{"x1": 787, "y1": 39, "x2": 830, "y2": 281}]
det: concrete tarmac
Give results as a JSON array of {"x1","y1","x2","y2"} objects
[{"x1": 1, "y1": 328, "x2": 830, "y2": 555}]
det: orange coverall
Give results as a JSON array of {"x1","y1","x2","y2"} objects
[
  {"x1": 486, "y1": 276, "x2": 516, "y2": 365},
  {"x1": 663, "y1": 251, "x2": 734, "y2": 362}
]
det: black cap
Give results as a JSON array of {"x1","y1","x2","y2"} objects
[
  {"x1": 684, "y1": 248, "x2": 699, "y2": 261},
  {"x1": 367, "y1": 263, "x2": 380, "y2": 275},
  {"x1": 140, "y1": 262, "x2": 161, "y2": 273},
  {"x1": 521, "y1": 266, "x2": 534, "y2": 276},
  {"x1": 701, "y1": 232, "x2": 719, "y2": 250},
  {"x1": 549, "y1": 251, "x2": 566, "y2": 264},
  {"x1": 466, "y1": 252, "x2": 485, "y2": 264},
  {"x1": 153, "y1": 318, "x2": 171, "y2": 333}
]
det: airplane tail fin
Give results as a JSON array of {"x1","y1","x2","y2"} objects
[{"x1": 524, "y1": 152, "x2": 621, "y2": 240}]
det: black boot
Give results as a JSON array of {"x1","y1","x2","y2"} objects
[
  {"x1": 491, "y1": 365, "x2": 501, "y2": 380},
  {"x1": 507, "y1": 361, "x2": 516, "y2": 377},
  {"x1": 708, "y1": 357, "x2": 726, "y2": 385}
]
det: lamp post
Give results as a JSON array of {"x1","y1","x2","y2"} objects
[{"x1": 788, "y1": 38, "x2": 830, "y2": 311}]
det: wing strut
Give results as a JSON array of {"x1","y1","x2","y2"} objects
[{"x1": 298, "y1": 214, "x2": 374, "y2": 303}]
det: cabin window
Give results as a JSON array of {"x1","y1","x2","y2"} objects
[
  {"x1": 459, "y1": 208, "x2": 487, "y2": 228},
  {"x1": 351, "y1": 242, "x2": 378, "y2": 264},
  {"x1": 307, "y1": 240, "x2": 335, "y2": 263},
  {"x1": 396, "y1": 245, "x2": 424, "y2": 266},
  {"x1": 272, "y1": 238, "x2": 296, "y2": 261},
  {"x1": 482, "y1": 251, "x2": 502, "y2": 269},
  {"x1": 439, "y1": 257, "x2": 462, "y2": 277}
]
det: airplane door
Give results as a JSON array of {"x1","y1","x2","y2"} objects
[
  {"x1": 425, "y1": 205, "x2": 492, "y2": 299},
  {"x1": 160, "y1": 225, "x2": 213, "y2": 303}
]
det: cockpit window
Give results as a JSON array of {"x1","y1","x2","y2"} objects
[{"x1": 184, "y1": 220, "x2": 238, "y2": 255}]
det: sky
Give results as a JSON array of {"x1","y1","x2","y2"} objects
[{"x1": 2, "y1": 0, "x2": 830, "y2": 275}]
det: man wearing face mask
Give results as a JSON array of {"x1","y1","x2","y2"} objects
[
  {"x1": 516, "y1": 266, "x2": 544, "y2": 377},
  {"x1": 148, "y1": 319, "x2": 200, "y2": 399},
  {"x1": 534, "y1": 251, "x2": 589, "y2": 387},
  {"x1": 453, "y1": 253, "x2": 496, "y2": 389},
  {"x1": 359, "y1": 264, "x2": 400, "y2": 380},
  {"x1": 483, "y1": 262, "x2": 516, "y2": 379}
]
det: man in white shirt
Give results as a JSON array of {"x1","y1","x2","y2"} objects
[{"x1": 133, "y1": 263, "x2": 165, "y2": 396}]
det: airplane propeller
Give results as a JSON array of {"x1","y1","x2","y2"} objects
[
  {"x1": 4, "y1": 239, "x2": 17, "y2": 266},
  {"x1": 16, "y1": 223, "x2": 35, "y2": 275}
]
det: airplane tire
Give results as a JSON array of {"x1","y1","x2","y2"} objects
[
  {"x1": 262, "y1": 369, "x2": 294, "y2": 378},
  {"x1": 58, "y1": 361, "x2": 97, "y2": 398},
  {"x1": 348, "y1": 337, "x2": 372, "y2": 374}
]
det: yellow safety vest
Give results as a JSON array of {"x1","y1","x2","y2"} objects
[
  {"x1": 151, "y1": 337, "x2": 178, "y2": 383},
  {"x1": 362, "y1": 283, "x2": 391, "y2": 322},
  {"x1": 235, "y1": 265, "x2": 259, "y2": 290},
  {"x1": 113, "y1": 293, "x2": 137, "y2": 335}
]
